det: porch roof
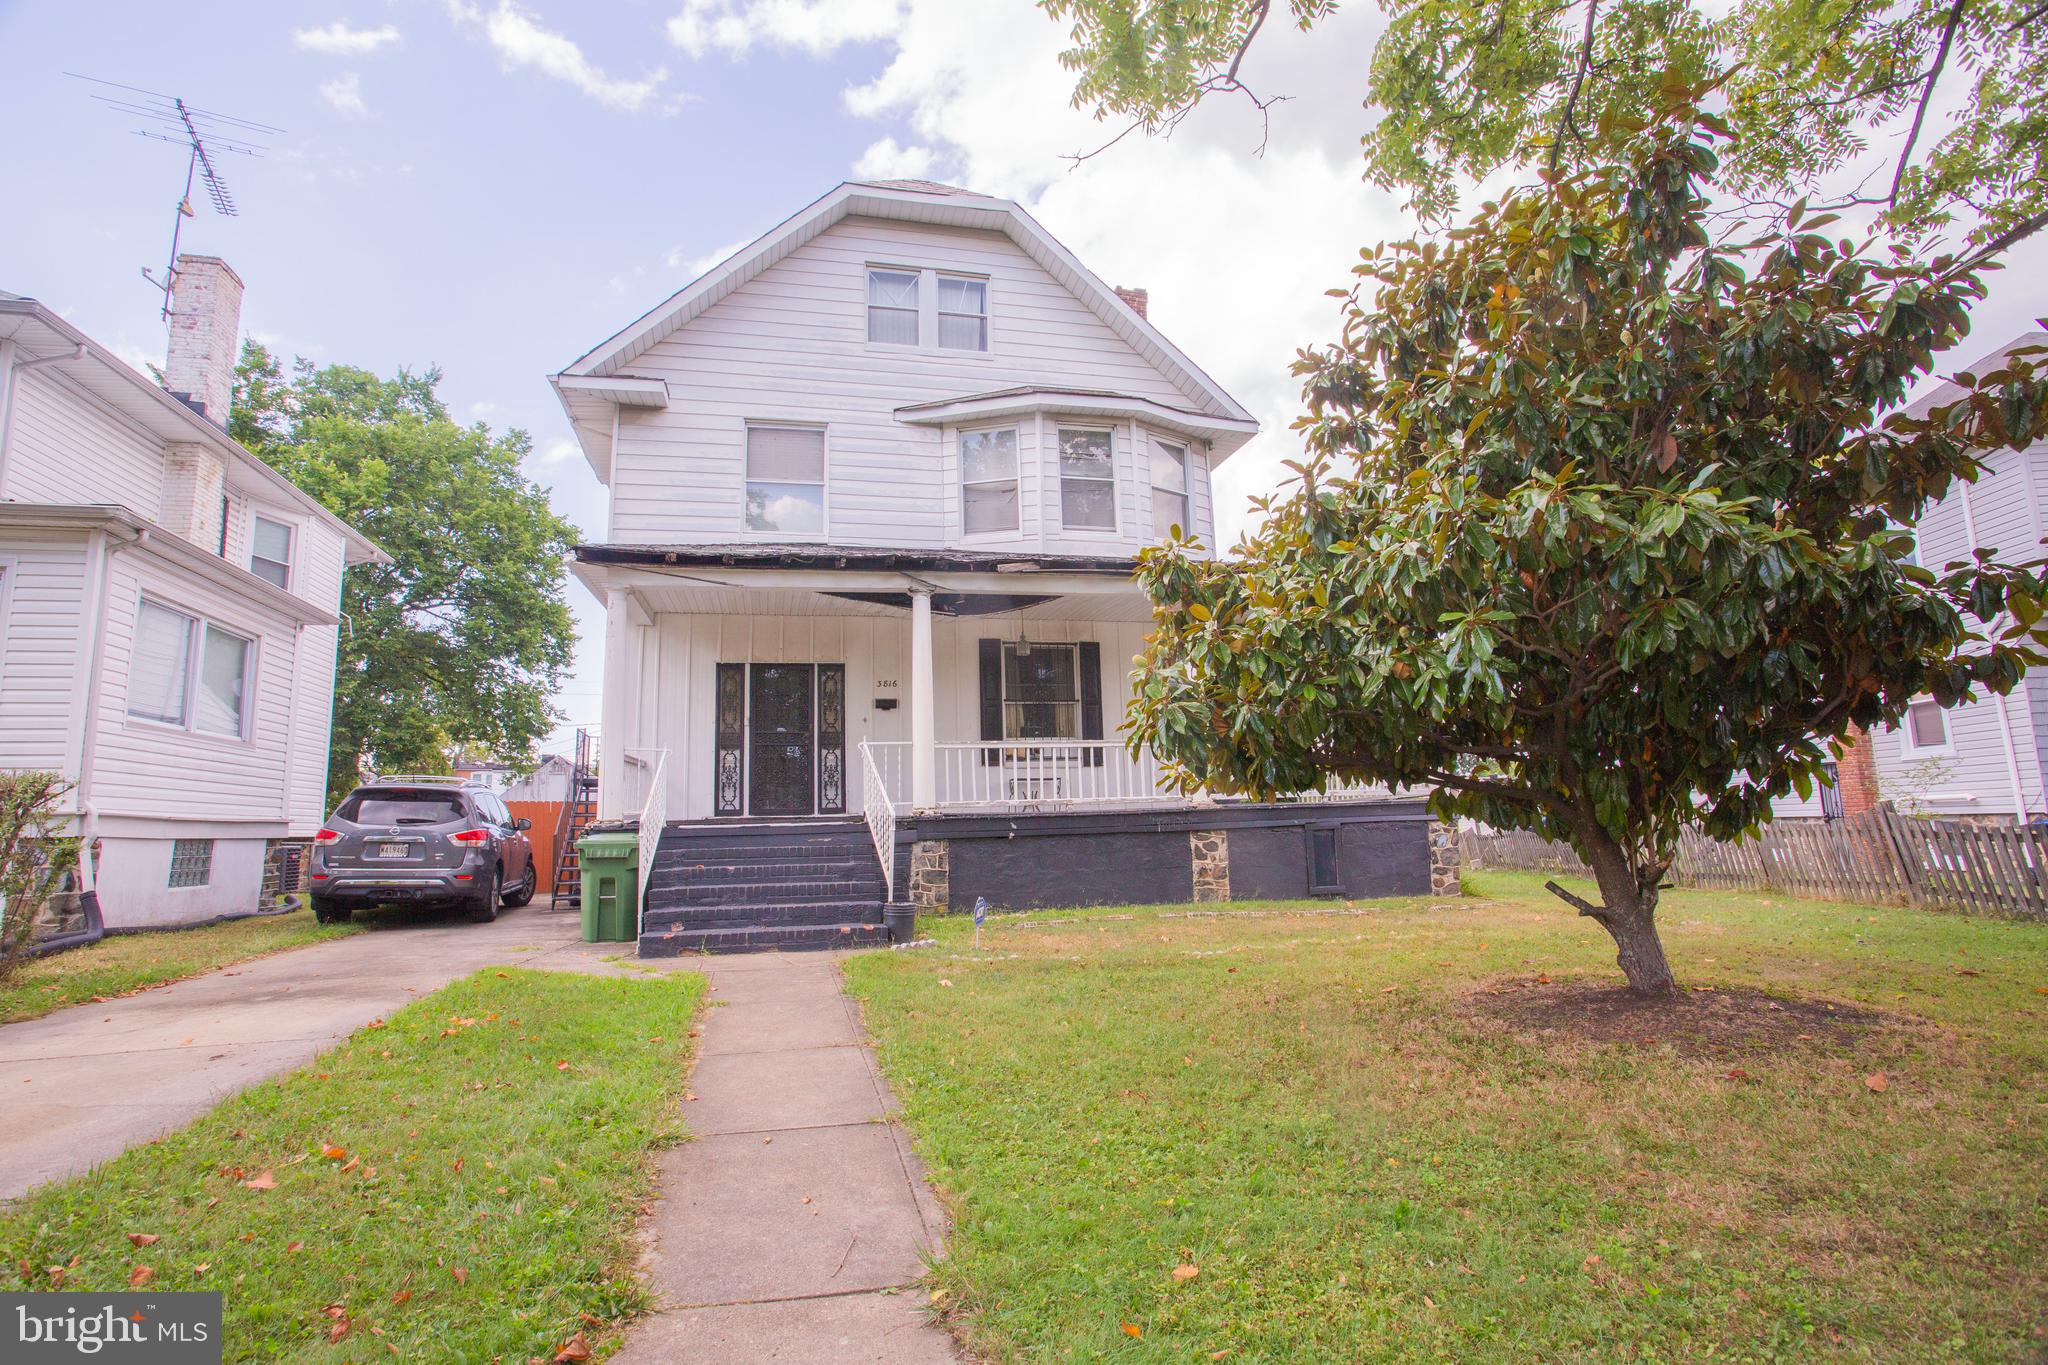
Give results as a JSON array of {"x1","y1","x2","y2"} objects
[{"x1": 573, "y1": 541, "x2": 1138, "y2": 576}]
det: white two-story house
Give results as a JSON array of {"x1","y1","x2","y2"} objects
[
  {"x1": 555, "y1": 181, "x2": 1443, "y2": 954},
  {"x1": 0, "y1": 256, "x2": 384, "y2": 931}
]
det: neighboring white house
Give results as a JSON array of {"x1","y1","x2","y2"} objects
[
  {"x1": 0, "y1": 256, "x2": 384, "y2": 928},
  {"x1": 1779, "y1": 330, "x2": 2048, "y2": 823},
  {"x1": 554, "y1": 180, "x2": 1442, "y2": 948}
]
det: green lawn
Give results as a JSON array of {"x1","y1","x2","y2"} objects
[
  {"x1": 845, "y1": 871, "x2": 2048, "y2": 1362},
  {"x1": 0, "y1": 966, "x2": 705, "y2": 1363},
  {"x1": 1, "y1": 910, "x2": 363, "y2": 1024}
]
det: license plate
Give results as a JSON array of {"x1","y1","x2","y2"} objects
[{"x1": 375, "y1": 842, "x2": 409, "y2": 859}]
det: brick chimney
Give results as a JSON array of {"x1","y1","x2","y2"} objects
[
  {"x1": 1113, "y1": 285, "x2": 1148, "y2": 319},
  {"x1": 1835, "y1": 724, "x2": 1882, "y2": 816},
  {"x1": 164, "y1": 254, "x2": 243, "y2": 426},
  {"x1": 159, "y1": 255, "x2": 243, "y2": 552}
]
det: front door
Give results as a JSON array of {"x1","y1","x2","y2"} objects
[{"x1": 748, "y1": 664, "x2": 817, "y2": 816}]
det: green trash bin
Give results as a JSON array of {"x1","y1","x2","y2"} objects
[{"x1": 577, "y1": 831, "x2": 640, "y2": 943}]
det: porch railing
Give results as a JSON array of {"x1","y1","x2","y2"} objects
[
  {"x1": 627, "y1": 747, "x2": 668, "y2": 935},
  {"x1": 858, "y1": 742, "x2": 897, "y2": 901},
  {"x1": 863, "y1": 739, "x2": 1177, "y2": 812}
]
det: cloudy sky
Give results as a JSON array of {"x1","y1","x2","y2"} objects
[{"x1": 3, "y1": 0, "x2": 2039, "y2": 755}]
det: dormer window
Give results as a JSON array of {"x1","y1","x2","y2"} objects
[
  {"x1": 867, "y1": 269, "x2": 919, "y2": 345},
  {"x1": 251, "y1": 515, "x2": 293, "y2": 589},
  {"x1": 938, "y1": 275, "x2": 988, "y2": 351},
  {"x1": 745, "y1": 425, "x2": 827, "y2": 534},
  {"x1": 961, "y1": 428, "x2": 1020, "y2": 534},
  {"x1": 1151, "y1": 438, "x2": 1189, "y2": 538}
]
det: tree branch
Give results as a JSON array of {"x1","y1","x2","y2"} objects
[
  {"x1": 1543, "y1": 878, "x2": 1613, "y2": 923},
  {"x1": 1887, "y1": 0, "x2": 1967, "y2": 208},
  {"x1": 1548, "y1": 0, "x2": 1603, "y2": 176},
  {"x1": 1064, "y1": 0, "x2": 1289, "y2": 164}
]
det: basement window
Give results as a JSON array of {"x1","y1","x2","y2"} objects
[{"x1": 168, "y1": 838, "x2": 214, "y2": 888}]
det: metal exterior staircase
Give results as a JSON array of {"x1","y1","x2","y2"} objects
[
  {"x1": 548, "y1": 728, "x2": 600, "y2": 909},
  {"x1": 638, "y1": 818, "x2": 890, "y2": 955}
]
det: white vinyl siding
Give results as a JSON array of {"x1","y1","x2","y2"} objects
[
  {"x1": 1057, "y1": 428, "x2": 1116, "y2": 531},
  {"x1": 608, "y1": 216, "x2": 1219, "y2": 554},
  {"x1": 0, "y1": 534, "x2": 89, "y2": 775},
  {"x1": 744, "y1": 426, "x2": 827, "y2": 534},
  {"x1": 960, "y1": 428, "x2": 1020, "y2": 535},
  {"x1": 0, "y1": 368, "x2": 166, "y2": 517},
  {"x1": 250, "y1": 516, "x2": 293, "y2": 588}
]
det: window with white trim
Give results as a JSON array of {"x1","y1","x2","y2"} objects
[
  {"x1": 1058, "y1": 428, "x2": 1116, "y2": 530},
  {"x1": 961, "y1": 427, "x2": 1020, "y2": 534},
  {"x1": 128, "y1": 599, "x2": 252, "y2": 738},
  {"x1": 867, "y1": 269, "x2": 919, "y2": 344},
  {"x1": 168, "y1": 838, "x2": 214, "y2": 888},
  {"x1": 1904, "y1": 698, "x2": 1950, "y2": 752},
  {"x1": 744, "y1": 425, "x2": 827, "y2": 534},
  {"x1": 251, "y1": 515, "x2": 293, "y2": 588},
  {"x1": 1002, "y1": 641, "x2": 1079, "y2": 739},
  {"x1": 1151, "y1": 437, "x2": 1190, "y2": 539},
  {"x1": 937, "y1": 274, "x2": 988, "y2": 351}
]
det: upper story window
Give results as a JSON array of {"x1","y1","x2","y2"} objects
[
  {"x1": 251, "y1": 515, "x2": 294, "y2": 589},
  {"x1": 1904, "y1": 697, "x2": 1951, "y2": 752},
  {"x1": 1151, "y1": 438, "x2": 1190, "y2": 538},
  {"x1": 1058, "y1": 428, "x2": 1116, "y2": 531},
  {"x1": 867, "y1": 269, "x2": 919, "y2": 345},
  {"x1": 961, "y1": 428, "x2": 1020, "y2": 535},
  {"x1": 129, "y1": 599, "x2": 251, "y2": 738},
  {"x1": 744, "y1": 425, "x2": 827, "y2": 534},
  {"x1": 937, "y1": 275, "x2": 988, "y2": 352}
]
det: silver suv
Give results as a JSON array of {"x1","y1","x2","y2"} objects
[{"x1": 310, "y1": 779, "x2": 536, "y2": 924}]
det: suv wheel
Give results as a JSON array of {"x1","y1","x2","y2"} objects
[
  {"x1": 501, "y1": 864, "x2": 536, "y2": 909},
  {"x1": 468, "y1": 866, "x2": 500, "y2": 924},
  {"x1": 310, "y1": 895, "x2": 349, "y2": 925}
]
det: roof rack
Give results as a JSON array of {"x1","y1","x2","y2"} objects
[{"x1": 366, "y1": 773, "x2": 482, "y2": 787}]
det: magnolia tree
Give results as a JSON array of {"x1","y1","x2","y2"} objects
[{"x1": 1129, "y1": 92, "x2": 2048, "y2": 996}]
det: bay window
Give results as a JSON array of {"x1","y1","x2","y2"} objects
[
  {"x1": 961, "y1": 427, "x2": 1020, "y2": 534},
  {"x1": 251, "y1": 515, "x2": 293, "y2": 588},
  {"x1": 1058, "y1": 428, "x2": 1116, "y2": 530},
  {"x1": 1151, "y1": 437, "x2": 1190, "y2": 538}
]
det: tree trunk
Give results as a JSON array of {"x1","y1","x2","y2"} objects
[{"x1": 1546, "y1": 824, "x2": 1679, "y2": 997}]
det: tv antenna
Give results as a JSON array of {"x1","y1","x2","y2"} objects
[{"x1": 70, "y1": 73, "x2": 284, "y2": 319}]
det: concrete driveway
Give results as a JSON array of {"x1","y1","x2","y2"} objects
[{"x1": 0, "y1": 903, "x2": 628, "y2": 1200}]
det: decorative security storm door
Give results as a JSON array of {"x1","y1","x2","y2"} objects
[{"x1": 715, "y1": 663, "x2": 846, "y2": 817}]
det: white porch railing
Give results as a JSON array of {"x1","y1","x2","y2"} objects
[
  {"x1": 858, "y1": 742, "x2": 898, "y2": 901},
  {"x1": 864, "y1": 739, "x2": 1178, "y2": 812},
  {"x1": 627, "y1": 747, "x2": 668, "y2": 935}
]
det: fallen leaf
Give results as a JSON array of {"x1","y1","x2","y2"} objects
[
  {"x1": 554, "y1": 1331, "x2": 592, "y2": 1362},
  {"x1": 129, "y1": 1265, "x2": 153, "y2": 1287},
  {"x1": 451, "y1": 1267, "x2": 468, "y2": 1285},
  {"x1": 328, "y1": 1316, "x2": 351, "y2": 1343},
  {"x1": 453, "y1": 1157, "x2": 464, "y2": 1173},
  {"x1": 1865, "y1": 1072, "x2": 1890, "y2": 1092},
  {"x1": 340, "y1": 1156, "x2": 360, "y2": 1174},
  {"x1": 1121, "y1": 1322, "x2": 1143, "y2": 1339},
  {"x1": 192, "y1": 1264, "x2": 209, "y2": 1276},
  {"x1": 1723, "y1": 1068, "x2": 1750, "y2": 1081},
  {"x1": 391, "y1": 1290, "x2": 413, "y2": 1305},
  {"x1": 126, "y1": 1233, "x2": 159, "y2": 1247},
  {"x1": 287, "y1": 1241, "x2": 305, "y2": 1253},
  {"x1": 1172, "y1": 1263, "x2": 1199, "y2": 1283},
  {"x1": 555, "y1": 1060, "x2": 570, "y2": 1071},
  {"x1": 243, "y1": 1171, "x2": 277, "y2": 1190},
  {"x1": 322, "y1": 1144, "x2": 347, "y2": 1160},
  {"x1": 1423, "y1": 1294, "x2": 1437, "y2": 1309},
  {"x1": 578, "y1": 1313, "x2": 602, "y2": 1327}
]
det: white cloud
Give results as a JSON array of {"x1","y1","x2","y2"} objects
[
  {"x1": 319, "y1": 73, "x2": 369, "y2": 118},
  {"x1": 448, "y1": 1, "x2": 681, "y2": 113},
  {"x1": 665, "y1": 237, "x2": 751, "y2": 278},
  {"x1": 851, "y1": 136, "x2": 937, "y2": 182},
  {"x1": 536, "y1": 437, "x2": 583, "y2": 468},
  {"x1": 666, "y1": 0, "x2": 906, "y2": 57},
  {"x1": 294, "y1": 21, "x2": 403, "y2": 55}
]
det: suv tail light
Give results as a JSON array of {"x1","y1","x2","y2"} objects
[
  {"x1": 448, "y1": 828, "x2": 492, "y2": 845},
  {"x1": 314, "y1": 829, "x2": 342, "y2": 846}
]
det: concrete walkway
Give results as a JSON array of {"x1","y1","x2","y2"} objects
[
  {"x1": 0, "y1": 903, "x2": 622, "y2": 1200},
  {"x1": 613, "y1": 951, "x2": 958, "y2": 1364}
]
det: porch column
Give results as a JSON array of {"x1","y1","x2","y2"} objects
[
  {"x1": 910, "y1": 585, "x2": 937, "y2": 811},
  {"x1": 598, "y1": 586, "x2": 631, "y2": 820}
]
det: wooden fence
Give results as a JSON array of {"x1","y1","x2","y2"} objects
[{"x1": 1462, "y1": 808, "x2": 2048, "y2": 919}]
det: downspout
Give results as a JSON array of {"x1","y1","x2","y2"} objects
[{"x1": 1956, "y1": 479, "x2": 2030, "y2": 822}]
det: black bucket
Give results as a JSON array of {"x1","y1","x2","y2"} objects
[{"x1": 883, "y1": 904, "x2": 917, "y2": 944}]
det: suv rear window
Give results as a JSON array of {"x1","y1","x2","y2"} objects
[{"x1": 338, "y1": 791, "x2": 468, "y2": 826}]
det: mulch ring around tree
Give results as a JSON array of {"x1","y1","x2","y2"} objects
[{"x1": 1464, "y1": 975, "x2": 1899, "y2": 1059}]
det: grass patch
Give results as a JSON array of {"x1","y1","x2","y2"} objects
[
  {"x1": 0, "y1": 910, "x2": 363, "y2": 1025},
  {"x1": 847, "y1": 871, "x2": 2048, "y2": 1361},
  {"x1": 0, "y1": 966, "x2": 705, "y2": 1362}
]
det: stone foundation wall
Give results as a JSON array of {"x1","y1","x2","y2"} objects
[
  {"x1": 1190, "y1": 829, "x2": 1230, "y2": 901},
  {"x1": 908, "y1": 839, "x2": 949, "y2": 912},
  {"x1": 1428, "y1": 821, "x2": 1462, "y2": 896}
]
